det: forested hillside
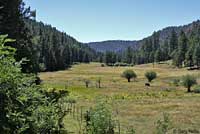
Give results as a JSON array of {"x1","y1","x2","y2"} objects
[
  {"x1": 101, "y1": 20, "x2": 200, "y2": 68},
  {"x1": 26, "y1": 19, "x2": 97, "y2": 72}
]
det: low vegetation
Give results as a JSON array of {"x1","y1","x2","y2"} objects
[
  {"x1": 86, "y1": 100, "x2": 115, "y2": 134},
  {"x1": 156, "y1": 113, "x2": 172, "y2": 134}
]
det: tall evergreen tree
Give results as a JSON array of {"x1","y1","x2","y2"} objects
[
  {"x1": 83, "y1": 53, "x2": 90, "y2": 63},
  {"x1": 154, "y1": 48, "x2": 162, "y2": 63},
  {"x1": 193, "y1": 44, "x2": 200, "y2": 67},
  {"x1": 178, "y1": 31, "x2": 188, "y2": 66},
  {"x1": 125, "y1": 46, "x2": 133, "y2": 64},
  {"x1": 169, "y1": 29, "x2": 178, "y2": 56},
  {"x1": 0, "y1": 0, "x2": 38, "y2": 73},
  {"x1": 185, "y1": 46, "x2": 194, "y2": 67}
]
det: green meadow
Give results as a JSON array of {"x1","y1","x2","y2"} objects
[{"x1": 40, "y1": 62, "x2": 200, "y2": 134}]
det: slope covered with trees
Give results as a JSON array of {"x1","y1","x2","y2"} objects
[
  {"x1": 101, "y1": 20, "x2": 200, "y2": 68},
  {"x1": 26, "y1": 19, "x2": 98, "y2": 72}
]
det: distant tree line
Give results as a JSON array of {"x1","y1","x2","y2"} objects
[{"x1": 101, "y1": 24, "x2": 200, "y2": 68}]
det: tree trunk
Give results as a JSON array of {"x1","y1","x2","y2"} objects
[
  {"x1": 128, "y1": 78, "x2": 130, "y2": 82},
  {"x1": 188, "y1": 86, "x2": 191, "y2": 92}
]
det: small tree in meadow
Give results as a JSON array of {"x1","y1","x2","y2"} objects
[
  {"x1": 182, "y1": 75, "x2": 197, "y2": 92},
  {"x1": 145, "y1": 71, "x2": 157, "y2": 82},
  {"x1": 156, "y1": 113, "x2": 172, "y2": 134},
  {"x1": 83, "y1": 79, "x2": 90, "y2": 88},
  {"x1": 122, "y1": 70, "x2": 137, "y2": 82},
  {"x1": 96, "y1": 77, "x2": 102, "y2": 88}
]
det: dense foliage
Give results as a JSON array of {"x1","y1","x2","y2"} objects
[
  {"x1": 86, "y1": 101, "x2": 115, "y2": 134},
  {"x1": 26, "y1": 19, "x2": 97, "y2": 71},
  {"x1": 0, "y1": 0, "x2": 38, "y2": 73},
  {"x1": 0, "y1": 35, "x2": 69, "y2": 133}
]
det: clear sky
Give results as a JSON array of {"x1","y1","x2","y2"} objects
[{"x1": 24, "y1": 0, "x2": 200, "y2": 43}]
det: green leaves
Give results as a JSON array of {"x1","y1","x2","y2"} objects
[
  {"x1": 156, "y1": 113, "x2": 172, "y2": 134},
  {"x1": 0, "y1": 35, "x2": 69, "y2": 133},
  {"x1": 87, "y1": 100, "x2": 115, "y2": 134},
  {"x1": 145, "y1": 71, "x2": 157, "y2": 82},
  {"x1": 182, "y1": 75, "x2": 197, "y2": 92},
  {"x1": 122, "y1": 69, "x2": 137, "y2": 82}
]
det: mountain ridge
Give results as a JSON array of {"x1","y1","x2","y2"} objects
[{"x1": 87, "y1": 20, "x2": 200, "y2": 52}]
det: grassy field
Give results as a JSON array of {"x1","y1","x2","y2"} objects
[{"x1": 40, "y1": 62, "x2": 200, "y2": 134}]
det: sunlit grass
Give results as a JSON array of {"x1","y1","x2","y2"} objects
[{"x1": 40, "y1": 62, "x2": 200, "y2": 134}]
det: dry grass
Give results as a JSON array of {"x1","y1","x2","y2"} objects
[{"x1": 40, "y1": 62, "x2": 200, "y2": 134}]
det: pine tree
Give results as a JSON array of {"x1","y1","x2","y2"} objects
[
  {"x1": 0, "y1": 0, "x2": 38, "y2": 73},
  {"x1": 178, "y1": 31, "x2": 188, "y2": 66},
  {"x1": 193, "y1": 44, "x2": 200, "y2": 67},
  {"x1": 172, "y1": 31, "x2": 188, "y2": 67},
  {"x1": 83, "y1": 53, "x2": 90, "y2": 63},
  {"x1": 125, "y1": 46, "x2": 133, "y2": 64},
  {"x1": 185, "y1": 46, "x2": 194, "y2": 68},
  {"x1": 169, "y1": 29, "x2": 178, "y2": 56},
  {"x1": 155, "y1": 48, "x2": 162, "y2": 63}
]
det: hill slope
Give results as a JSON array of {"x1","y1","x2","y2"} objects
[
  {"x1": 87, "y1": 40, "x2": 138, "y2": 52},
  {"x1": 87, "y1": 20, "x2": 200, "y2": 52}
]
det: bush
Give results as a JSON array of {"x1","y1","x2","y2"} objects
[
  {"x1": 83, "y1": 78, "x2": 91, "y2": 88},
  {"x1": 193, "y1": 85, "x2": 200, "y2": 93},
  {"x1": 172, "y1": 78, "x2": 180, "y2": 87},
  {"x1": 86, "y1": 101, "x2": 115, "y2": 134},
  {"x1": 114, "y1": 62, "x2": 129, "y2": 67},
  {"x1": 182, "y1": 75, "x2": 197, "y2": 92},
  {"x1": 156, "y1": 113, "x2": 172, "y2": 134},
  {"x1": 122, "y1": 69, "x2": 137, "y2": 82},
  {"x1": 145, "y1": 71, "x2": 157, "y2": 82},
  {"x1": 101, "y1": 63, "x2": 105, "y2": 67},
  {"x1": 96, "y1": 77, "x2": 102, "y2": 88},
  {"x1": 126, "y1": 126, "x2": 136, "y2": 134}
]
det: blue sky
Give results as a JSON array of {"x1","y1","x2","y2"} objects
[{"x1": 24, "y1": 0, "x2": 200, "y2": 43}]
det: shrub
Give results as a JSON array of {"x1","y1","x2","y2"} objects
[
  {"x1": 83, "y1": 78, "x2": 91, "y2": 88},
  {"x1": 194, "y1": 85, "x2": 200, "y2": 93},
  {"x1": 86, "y1": 101, "x2": 115, "y2": 134},
  {"x1": 172, "y1": 78, "x2": 180, "y2": 87},
  {"x1": 156, "y1": 113, "x2": 172, "y2": 134},
  {"x1": 96, "y1": 77, "x2": 102, "y2": 88},
  {"x1": 122, "y1": 69, "x2": 137, "y2": 82},
  {"x1": 39, "y1": 63, "x2": 46, "y2": 72},
  {"x1": 145, "y1": 71, "x2": 157, "y2": 82},
  {"x1": 126, "y1": 126, "x2": 136, "y2": 134},
  {"x1": 182, "y1": 75, "x2": 197, "y2": 92},
  {"x1": 114, "y1": 62, "x2": 129, "y2": 67},
  {"x1": 101, "y1": 63, "x2": 105, "y2": 67}
]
